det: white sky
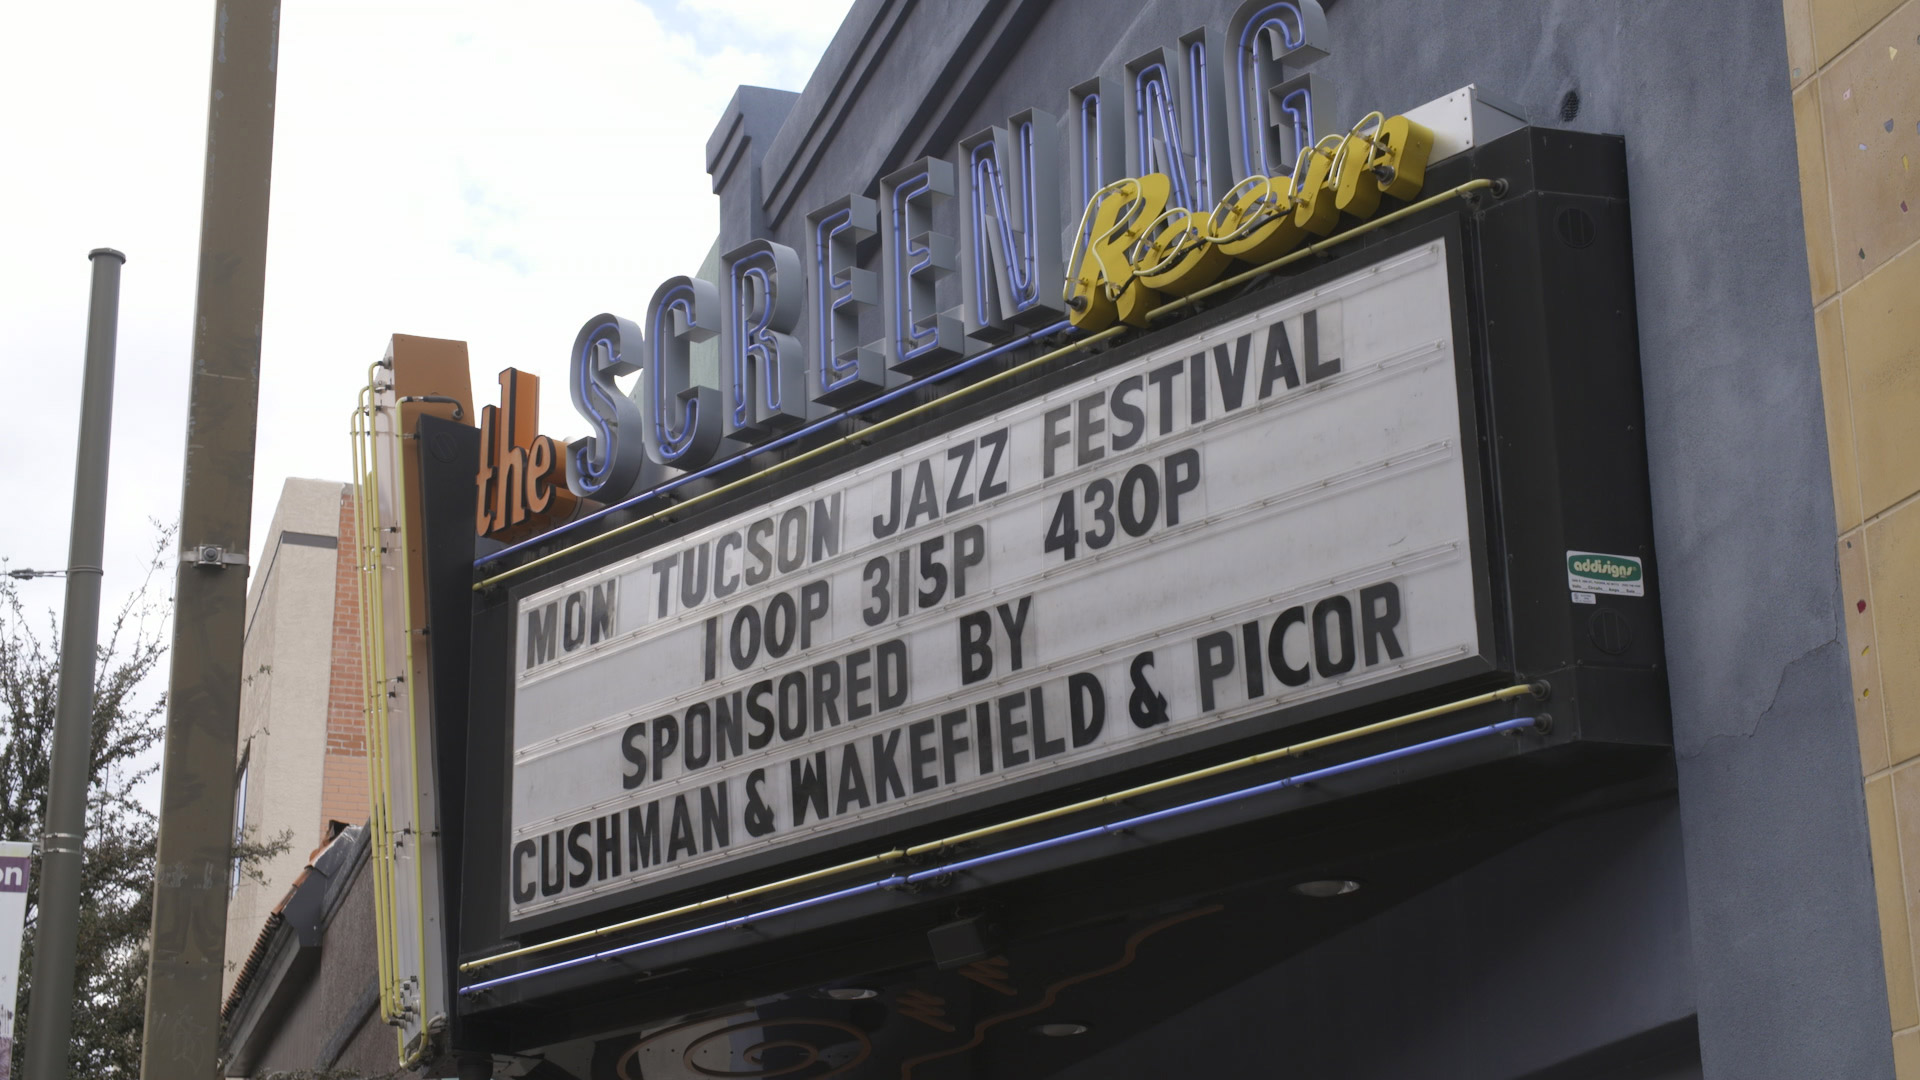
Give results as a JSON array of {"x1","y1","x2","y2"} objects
[{"x1": 0, "y1": 0, "x2": 853, "y2": 632}]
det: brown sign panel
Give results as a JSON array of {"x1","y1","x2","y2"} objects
[{"x1": 476, "y1": 368, "x2": 586, "y2": 543}]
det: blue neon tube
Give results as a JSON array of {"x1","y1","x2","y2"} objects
[
  {"x1": 476, "y1": 321, "x2": 1078, "y2": 569},
  {"x1": 462, "y1": 716, "x2": 1538, "y2": 996}
]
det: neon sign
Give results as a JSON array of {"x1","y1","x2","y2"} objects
[
  {"x1": 565, "y1": 0, "x2": 1348, "y2": 501},
  {"x1": 959, "y1": 110, "x2": 1064, "y2": 341},
  {"x1": 1064, "y1": 110, "x2": 1435, "y2": 333},
  {"x1": 479, "y1": 367, "x2": 582, "y2": 541}
]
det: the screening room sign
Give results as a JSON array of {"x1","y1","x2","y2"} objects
[{"x1": 508, "y1": 240, "x2": 1480, "y2": 919}]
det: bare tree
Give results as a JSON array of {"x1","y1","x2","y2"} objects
[{"x1": 0, "y1": 525, "x2": 285, "y2": 1076}]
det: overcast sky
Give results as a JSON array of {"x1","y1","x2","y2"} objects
[{"x1": 0, "y1": 0, "x2": 853, "y2": 632}]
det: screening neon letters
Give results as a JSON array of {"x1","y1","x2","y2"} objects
[{"x1": 563, "y1": 0, "x2": 1341, "y2": 501}]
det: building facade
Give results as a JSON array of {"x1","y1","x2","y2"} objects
[
  {"x1": 223, "y1": 478, "x2": 370, "y2": 999},
  {"x1": 1783, "y1": 0, "x2": 1920, "y2": 1069},
  {"x1": 222, "y1": 0, "x2": 1920, "y2": 1077},
  {"x1": 221, "y1": 825, "x2": 406, "y2": 1077}
]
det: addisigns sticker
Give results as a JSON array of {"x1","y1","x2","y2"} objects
[{"x1": 1567, "y1": 551, "x2": 1645, "y2": 597}]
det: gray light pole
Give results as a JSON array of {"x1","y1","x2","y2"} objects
[
  {"x1": 138, "y1": 1, "x2": 279, "y2": 1076},
  {"x1": 22, "y1": 247, "x2": 125, "y2": 1080}
]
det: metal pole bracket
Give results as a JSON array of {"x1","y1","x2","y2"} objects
[{"x1": 183, "y1": 544, "x2": 249, "y2": 570}]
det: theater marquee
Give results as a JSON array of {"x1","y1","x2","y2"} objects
[{"x1": 505, "y1": 239, "x2": 1484, "y2": 919}]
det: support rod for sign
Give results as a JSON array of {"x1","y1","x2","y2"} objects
[
  {"x1": 139, "y1": 2, "x2": 281, "y2": 1076},
  {"x1": 21, "y1": 248, "x2": 124, "y2": 1080}
]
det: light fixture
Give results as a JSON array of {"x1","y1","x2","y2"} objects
[
  {"x1": 1290, "y1": 878, "x2": 1361, "y2": 898},
  {"x1": 814, "y1": 987, "x2": 879, "y2": 1001},
  {"x1": 1032, "y1": 1023, "x2": 1090, "y2": 1037}
]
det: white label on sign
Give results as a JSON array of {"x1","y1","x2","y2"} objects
[
  {"x1": 0, "y1": 839, "x2": 32, "y2": 1080},
  {"x1": 506, "y1": 241, "x2": 1481, "y2": 919},
  {"x1": 1571, "y1": 591, "x2": 1597, "y2": 605}
]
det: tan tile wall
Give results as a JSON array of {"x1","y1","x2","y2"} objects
[{"x1": 1785, "y1": 0, "x2": 1920, "y2": 1068}]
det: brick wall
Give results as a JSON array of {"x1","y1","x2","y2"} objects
[{"x1": 319, "y1": 489, "x2": 370, "y2": 838}]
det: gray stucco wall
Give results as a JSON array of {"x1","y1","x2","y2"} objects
[
  {"x1": 1054, "y1": 800, "x2": 1699, "y2": 1080},
  {"x1": 686, "y1": 0, "x2": 1890, "y2": 1075},
  {"x1": 1290, "y1": 4, "x2": 1890, "y2": 1077}
]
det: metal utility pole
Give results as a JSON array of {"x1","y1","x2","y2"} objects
[
  {"x1": 139, "y1": 1, "x2": 280, "y2": 1076},
  {"x1": 20, "y1": 248, "x2": 124, "y2": 1080}
]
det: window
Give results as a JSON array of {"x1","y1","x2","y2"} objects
[{"x1": 229, "y1": 757, "x2": 249, "y2": 897}]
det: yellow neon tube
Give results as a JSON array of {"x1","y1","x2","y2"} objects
[
  {"x1": 352, "y1": 370, "x2": 407, "y2": 1030},
  {"x1": 349, "y1": 390, "x2": 397, "y2": 1023},
  {"x1": 473, "y1": 178, "x2": 1496, "y2": 593},
  {"x1": 457, "y1": 178, "x2": 1509, "y2": 976},
  {"x1": 460, "y1": 681, "x2": 1538, "y2": 973},
  {"x1": 385, "y1": 380, "x2": 436, "y2": 1042}
]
